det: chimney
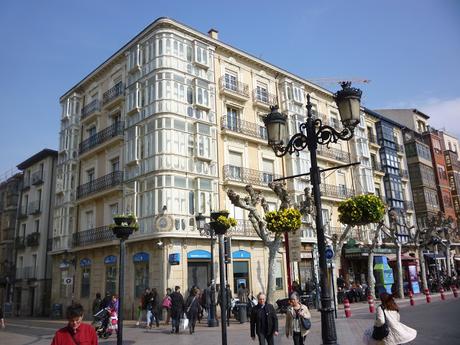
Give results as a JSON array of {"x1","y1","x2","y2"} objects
[{"x1": 208, "y1": 28, "x2": 219, "y2": 40}]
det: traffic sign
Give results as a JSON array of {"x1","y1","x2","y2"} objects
[
  {"x1": 63, "y1": 277, "x2": 73, "y2": 285},
  {"x1": 325, "y1": 246, "x2": 334, "y2": 260}
]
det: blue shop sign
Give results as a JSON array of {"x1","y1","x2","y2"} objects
[
  {"x1": 232, "y1": 250, "x2": 251, "y2": 259},
  {"x1": 104, "y1": 255, "x2": 117, "y2": 265},
  {"x1": 187, "y1": 250, "x2": 211, "y2": 259},
  {"x1": 133, "y1": 252, "x2": 149, "y2": 263},
  {"x1": 80, "y1": 258, "x2": 92, "y2": 267},
  {"x1": 169, "y1": 253, "x2": 180, "y2": 265}
]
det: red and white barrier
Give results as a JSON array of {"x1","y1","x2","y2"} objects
[
  {"x1": 424, "y1": 288, "x2": 431, "y2": 303},
  {"x1": 452, "y1": 286, "x2": 458, "y2": 298},
  {"x1": 343, "y1": 298, "x2": 351, "y2": 318},
  {"x1": 409, "y1": 290, "x2": 415, "y2": 306},
  {"x1": 367, "y1": 294, "x2": 375, "y2": 313},
  {"x1": 440, "y1": 287, "x2": 446, "y2": 301}
]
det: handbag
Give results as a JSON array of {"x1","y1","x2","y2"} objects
[
  {"x1": 372, "y1": 305, "x2": 389, "y2": 340},
  {"x1": 295, "y1": 308, "x2": 311, "y2": 330}
]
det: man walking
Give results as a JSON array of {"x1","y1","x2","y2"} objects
[
  {"x1": 170, "y1": 286, "x2": 184, "y2": 334},
  {"x1": 250, "y1": 293, "x2": 278, "y2": 345},
  {"x1": 51, "y1": 303, "x2": 98, "y2": 345}
]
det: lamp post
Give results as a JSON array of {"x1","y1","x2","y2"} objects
[
  {"x1": 195, "y1": 213, "x2": 219, "y2": 327},
  {"x1": 264, "y1": 82, "x2": 362, "y2": 345},
  {"x1": 112, "y1": 214, "x2": 137, "y2": 345}
]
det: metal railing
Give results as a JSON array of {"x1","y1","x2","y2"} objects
[
  {"x1": 320, "y1": 184, "x2": 354, "y2": 199},
  {"x1": 26, "y1": 232, "x2": 40, "y2": 247},
  {"x1": 221, "y1": 116, "x2": 267, "y2": 140},
  {"x1": 103, "y1": 82, "x2": 123, "y2": 105},
  {"x1": 22, "y1": 179, "x2": 31, "y2": 190},
  {"x1": 81, "y1": 99, "x2": 101, "y2": 119},
  {"x1": 230, "y1": 219, "x2": 259, "y2": 237},
  {"x1": 372, "y1": 161, "x2": 384, "y2": 172},
  {"x1": 399, "y1": 169, "x2": 409, "y2": 179},
  {"x1": 252, "y1": 90, "x2": 277, "y2": 106},
  {"x1": 19, "y1": 205, "x2": 28, "y2": 218},
  {"x1": 79, "y1": 121, "x2": 124, "y2": 154},
  {"x1": 368, "y1": 133, "x2": 378, "y2": 144},
  {"x1": 77, "y1": 171, "x2": 123, "y2": 199},
  {"x1": 73, "y1": 225, "x2": 116, "y2": 247},
  {"x1": 395, "y1": 144, "x2": 405, "y2": 153},
  {"x1": 404, "y1": 200, "x2": 414, "y2": 210},
  {"x1": 223, "y1": 165, "x2": 282, "y2": 186},
  {"x1": 317, "y1": 146, "x2": 350, "y2": 163},
  {"x1": 15, "y1": 266, "x2": 37, "y2": 280},
  {"x1": 15, "y1": 236, "x2": 25, "y2": 249},
  {"x1": 32, "y1": 170, "x2": 44, "y2": 185},
  {"x1": 219, "y1": 77, "x2": 249, "y2": 98},
  {"x1": 28, "y1": 201, "x2": 41, "y2": 215}
]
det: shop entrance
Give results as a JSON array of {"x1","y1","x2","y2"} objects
[{"x1": 187, "y1": 261, "x2": 210, "y2": 291}]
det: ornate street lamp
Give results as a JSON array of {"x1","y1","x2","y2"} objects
[
  {"x1": 264, "y1": 82, "x2": 362, "y2": 345},
  {"x1": 195, "y1": 212, "x2": 219, "y2": 327}
]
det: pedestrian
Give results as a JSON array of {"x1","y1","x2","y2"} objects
[
  {"x1": 285, "y1": 292, "x2": 311, "y2": 345},
  {"x1": 218, "y1": 283, "x2": 233, "y2": 325},
  {"x1": 51, "y1": 303, "x2": 98, "y2": 345},
  {"x1": 237, "y1": 283, "x2": 249, "y2": 303},
  {"x1": 162, "y1": 288, "x2": 172, "y2": 325},
  {"x1": 185, "y1": 287, "x2": 202, "y2": 334},
  {"x1": 0, "y1": 305, "x2": 5, "y2": 329},
  {"x1": 136, "y1": 288, "x2": 150, "y2": 327},
  {"x1": 151, "y1": 288, "x2": 160, "y2": 327},
  {"x1": 92, "y1": 292, "x2": 102, "y2": 316},
  {"x1": 145, "y1": 289, "x2": 159, "y2": 328},
  {"x1": 170, "y1": 285, "x2": 184, "y2": 334},
  {"x1": 101, "y1": 292, "x2": 111, "y2": 309},
  {"x1": 110, "y1": 295, "x2": 119, "y2": 313},
  {"x1": 363, "y1": 292, "x2": 417, "y2": 344},
  {"x1": 250, "y1": 292, "x2": 279, "y2": 345}
]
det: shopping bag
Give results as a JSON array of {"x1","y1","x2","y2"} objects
[{"x1": 180, "y1": 316, "x2": 189, "y2": 330}]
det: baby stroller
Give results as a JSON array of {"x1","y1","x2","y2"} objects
[{"x1": 93, "y1": 307, "x2": 118, "y2": 339}]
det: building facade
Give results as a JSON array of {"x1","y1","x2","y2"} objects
[{"x1": 15, "y1": 149, "x2": 57, "y2": 316}]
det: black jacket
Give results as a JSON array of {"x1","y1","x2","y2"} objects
[
  {"x1": 170, "y1": 291, "x2": 185, "y2": 318},
  {"x1": 250, "y1": 303, "x2": 278, "y2": 338}
]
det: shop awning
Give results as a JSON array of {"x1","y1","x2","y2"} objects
[{"x1": 387, "y1": 254, "x2": 417, "y2": 262}]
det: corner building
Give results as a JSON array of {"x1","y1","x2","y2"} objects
[{"x1": 51, "y1": 17, "x2": 359, "y2": 316}]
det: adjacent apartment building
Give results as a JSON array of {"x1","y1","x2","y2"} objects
[{"x1": 15, "y1": 149, "x2": 57, "y2": 316}]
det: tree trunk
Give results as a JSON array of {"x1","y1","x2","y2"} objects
[
  {"x1": 368, "y1": 251, "x2": 376, "y2": 300},
  {"x1": 266, "y1": 241, "x2": 279, "y2": 303},
  {"x1": 418, "y1": 246, "x2": 428, "y2": 291},
  {"x1": 446, "y1": 243, "x2": 452, "y2": 277},
  {"x1": 396, "y1": 243, "x2": 404, "y2": 299}
]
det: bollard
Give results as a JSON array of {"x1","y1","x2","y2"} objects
[
  {"x1": 424, "y1": 288, "x2": 431, "y2": 303},
  {"x1": 343, "y1": 298, "x2": 351, "y2": 318},
  {"x1": 367, "y1": 294, "x2": 375, "y2": 313},
  {"x1": 452, "y1": 286, "x2": 458, "y2": 298},
  {"x1": 409, "y1": 290, "x2": 415, "y2": 306},
  {"x1": 440, "y1": 287, "x2": 446, "y2": 301}
]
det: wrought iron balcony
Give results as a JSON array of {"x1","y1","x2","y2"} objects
[
  {"x1": 15, "y1": 236, "x2": 25, "y2": 249},
  {"x1": 28, "y1": 201, "x2": 41, "y2": 215},
  {"x1": 221, "y1": 116, "x2": 267, "y2": 140},
  {"x1": 317, "y1": 146, "x2": 350, "y2": 163},
  {"x1": 73, "y1": 225, "x2": 116, "y2": 247},
  {"x1": 79, "y1": 121, "x2": 124, "y2": 154},
  {"x1": 229, "y1": 219, "x2": 259, "y2": 237},
  {"x1": 22, "y1": 179, "x2": 31, "y2": 190},
  {"x1": 219, "y1": 77, "x2": 250, "y2": 98},
  {"x1": 368, "y1": 133, "x2": 378, "y2": 145},
  {"x1": 103, "y1": 82, "x2": 124, "y2": 106},
  {"x1": 26, "y1": 232, "x2": 40, "y2": 247},
  {"x1": 223, "y1": 165, "x2": 282, "y2": 187},
  {"x1": 77, "y1": 171, "x2": 123, "y2": 199},
  {"x1": 32, "y1": 170, "x2": 44, "y2": 185},
  {"x1": 16, "y1": 266, "x2": 36, "y2": 280},
  {"x1": 81, "y1": 99, "x2": 101, "y2": 120},
  {"x1": 404, "y1": 200, "x2": 414, "y2": 210},
  {"x1": 399, "y1": 169, "x2": 409, "y2": 179},
  {"x1": 18, "y1": 205, "x2": 28, "y2": 218},
  {"x1": 372, "y1": 161, "x2": 384, "y2": 172},
  {"x1": 320, "y1": 183, "x2": 354, "y2": 199},
  {"x1": 252, "y1": 90, "x2": 277, "y2": 106}
]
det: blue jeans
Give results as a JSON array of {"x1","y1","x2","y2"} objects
[{"x1": 146, "y1": 310, "x2": 159, "y2": 326}]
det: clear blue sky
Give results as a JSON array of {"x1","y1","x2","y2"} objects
[{"x1": 1, "y1": 0, "x2": 459, "y2": 178}]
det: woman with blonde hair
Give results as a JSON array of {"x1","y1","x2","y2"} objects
[
  {"x1": 285, "y1": 292, "x2": 311, "y2": 345},
  {"x1": 363, "y1": 292, "x2": 417, "y2": 344}
]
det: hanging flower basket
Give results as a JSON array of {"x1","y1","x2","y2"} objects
[
  {"x1": 265, "y1": 208, "x2": 302, "y2": 234},
  {"x1": 210, "y1": 210, "x2": 230, "y2": 221},
  {"x1": 111, "y1": 214, "x2": 139, "y2": 239},
  {"x1": 210, "y1": 212, "x2": 237, "y2": 235},
  {"x1": 113, "y1": 213, "x2": 136, "y2": 226},
  {"x1": 338, "y1": 194, "x2": 385, "y2": 226}
]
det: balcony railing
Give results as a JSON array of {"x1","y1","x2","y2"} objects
[
  {"x1": 79, "y1": 121, "x2": 124, "y2": 154},
  {"x1": 219, "y1": 77, "x2": 249, "y2": 98},
  {"x1": 81, "y1": 99, "x2": 101, "y2": 119},
  {"x1": 252, "y1": 90, "x2": 277, "y2": 106},
  {"x1": 32, "y1": 170, "x2": 44, "y2": 185},
  {"x1": 230, "y1": 219, "x2": 259, "y2": 237},
  {"x1": 19, "y1": 205, "x2": 28, "y2": 218},
  {"x1": 317, "y1": 146, "x2": 350, "y2": 163},
  {"x1": 372, "y1": 161, "x2": 384, "y2": 172},
  {"x1": 28, "y1": 201, "x2": 41, "y2": 215},
  {"x1": 368, "y1": 133, "x2": 378, "y2": 145},
  {"x1": 223, "y1": 165, "x2": 282, "y2": 186},
  {"x1": 395, "y1": 144, "x2": 405, "y2": 153},
  {"x1": 77, "y1": 171, "x2": 123, "y2": 199},
  {"x1": 22, "y1": 179, "x2": 31, "y2": 190},
  {"x1": 15, "y1": 236, "x2": 25, "y2": 249},
  {"x1": 399, "y1": 169, "x2": 409, "y2": 179},
  {"x1": 103, "y1": 82, "x2": 123, "y2": 105},
  {"x1": 221, "y1": 116, "x2": 267, "y2": 140},
  {"x1": 404, "y1": 200, "x2": 414, "y2": 210},
  {"x1": 26, "y1": 232, "x2": 40, "y2": 247},
  {"x1": 320, "y1": 183, "x2": 354, "y2": 199},
  {"x1": 16, "y1": 266, "x2": 36, "y2": 280},
  {"x1": 73, "y1": 226, "x2": 116, "y2": 247}
]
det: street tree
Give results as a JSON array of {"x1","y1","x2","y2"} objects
[{"x1": 227, "y1": 182, "x2": 301, "y2": 303}]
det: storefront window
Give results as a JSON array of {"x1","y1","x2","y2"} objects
[
  {"x1": 274, "y1": 259, "x2": 284, "y2": 290},
  {"x1": 80, "y1": 258, "x2": 91, "y2": 298},
  {"x1": 104, "y1": 255, "x2": 117, "y2": 295},
  {"x1": 233, "y1": 261, "x2": 249, "y2": 293},
  {"x1": 133, "y1": 252, "x2": 149, "y2": 298}
]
